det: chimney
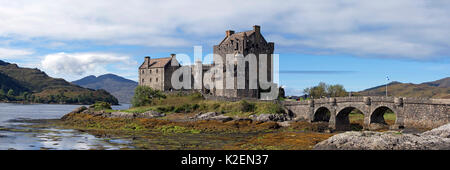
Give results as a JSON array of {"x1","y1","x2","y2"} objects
[
  {"x1": 226, "y1": 30, "x2": 235, "y2": 37},
  {"x1": 170, "y1": 54, "x2": 176, "y2": 58},
  {"x1": 145, "y1": 56, "x2": 151, "y2": 67},
  {"x1": 253, "y1": 25, "x2": 260, "y2": 33}
]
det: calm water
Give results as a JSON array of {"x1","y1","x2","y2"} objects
[{"x1": 0, "y1": 103, "x2": 131, "y2": 150}]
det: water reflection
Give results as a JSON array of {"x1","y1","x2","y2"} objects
[{"x1": 0, "y1": 103, "x2": 132, "y2": 150}]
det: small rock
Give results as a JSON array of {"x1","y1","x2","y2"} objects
[
  {"x1": 69, "y1": 106, "x2": 87, "y2": 114},
  {"x1": 368, "y1": 123, "x2": 389, "y2": 130},
  {"x1": 255, "y1": 114, "x2": 272, "y2": 122},
  {"x1": 196, "y1": 112, "x2": 220, "y2": 120},
  {"x1": 254, "y1": 114, "x2": 289, "y2": 122},
  {"x1": 110, "y1": 112, "x2": 135, "y2": 119},
  {"x1": 235, "y1": 118, "x2": 253, "y2": 123},
  {"x1": 209, "y1": 115, "x2": 233, "y2": 123},
  {"x1": 137, "y1": 111, "x2": 166, "y2": 118},
  {"x1": 277, "y1": 121, "x2": 291, "y2": 127}
]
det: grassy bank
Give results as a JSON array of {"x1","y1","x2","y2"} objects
[{"x1": 120, "y1": 92, "x2": 285, "y2": 118}]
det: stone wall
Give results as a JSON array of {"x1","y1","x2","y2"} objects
[
  {"x1": 139, "y1": 67, "x2": 164, "y2": 91},
  {"x1": 402, "y1": 98, "x2": 450, "y2": 129}
]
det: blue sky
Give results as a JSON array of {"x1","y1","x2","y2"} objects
[{"x1": 0, "y1": 0, "x2": 449, "y2": 95}]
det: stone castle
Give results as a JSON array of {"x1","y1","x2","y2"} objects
[{"x1": 138, "y1": 25, "x2": 275, "y2": 99}]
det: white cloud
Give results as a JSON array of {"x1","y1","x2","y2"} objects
[
  {"x1": 41, "y1": 52, "x2": 137, "y2": 81},
  {"x1": 0, "y1": 47, "x2": 34, "y2": 59},
  {"x1": 0, "y1": 0, "x2": 448, "y2": 59}
]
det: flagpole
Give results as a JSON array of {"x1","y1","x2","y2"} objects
[
  {"x1": 385, "y1": 76, "x2": 389, "y2": 97},
  {"x1": 386, "y1": 83, "x2": 388, "y2": 97}
]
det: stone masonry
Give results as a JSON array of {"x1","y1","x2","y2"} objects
[
  {"x1": 283, "y1": 96, "x2": 450, "y2": 130},
  {"x1": 138, "y1": 25, "x2": 275, "y2": 100}
]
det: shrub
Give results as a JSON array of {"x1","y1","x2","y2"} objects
[
  {"x1": 91, "y1": 101, "x2": 112, "y2": 111},
  {"x1": 174, "y1": 104, "x2": 199, "y2": 113},
  {"x1": 238, "y1": 100, "x2": 256, "y2": 112},
  {"x1": 156, "y1": 106, "x2": 175, "y2": 113},
  {"x1": 131, "y1": 86, "x2": 166, "y2": 107}
]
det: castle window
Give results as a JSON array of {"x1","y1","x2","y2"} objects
[
  {"x1": 142, "y1": 79, "x2": 144, "y2": 83},
  {"x1": 150, "y1": 70, "x2": 152, "y2": 74},
  {"x1": 156, "y1": 69, "x2": 159, "y2": 73},
  {"x1": 156, "y1": 78, "x2": 158, "y2": 82},
  {"x1": 150, "y1": 78, "x2": 152, "y2": 82},
  {"x1": 142, "y1": 70, "x2": 144, "y2": 74}
]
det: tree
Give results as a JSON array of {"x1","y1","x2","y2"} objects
[
  {"x1": 7, "y1": 89, "x2": 15, "y2": 98},
  {"x1": 304, "y1": 82, "x2": 327, "y2": 98},
  {"x1": 131, "y1": 86, "x2": 166, "y2": 107},
  {"x1": 327, "y1": 84, "x2": 348, "y2": 97},
  {"x1": 22, "y1": 92, "x2": 30, "y2": 101},
  {"x1": 0, "y1": 89, "x2": 5, "y2": 96},
  {"x1": 304, "y1": 82, "x2": 348, "y2": 98}
]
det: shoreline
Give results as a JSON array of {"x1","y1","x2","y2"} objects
[
  {"x1": 34, "y1": 106, "x2": 337, "y2": 150},
  {"x1": 0, "y1": 101, "x2": 125, "y2": 106}
]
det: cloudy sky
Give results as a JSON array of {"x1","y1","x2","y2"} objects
[{"x1": 0, "y1": 0, "x2": 449, "y2": 95}]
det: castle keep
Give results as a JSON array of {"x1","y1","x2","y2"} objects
[
  {"x1": 138, "y1": 25, "x2": 275, "y2": 99},
  {"x1": 213, "y1": 25, "x2": 274, "y2": 98}
]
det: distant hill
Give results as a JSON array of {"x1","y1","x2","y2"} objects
[
  {"x1": 422, "y1": 77, "x2": 450, "y2": 88},
  {"x1": 0, "y1": 72, "x2": 29, "y2": 95},
  {"x1": 358, "y1": 77, "x2": 450, "y2": 99},
  {"x1": 72, "y1": 74, "x2": 138, "y2": 104},
  {"x1": 0, "y1": 60, "x2": 118, "y2": 105}
]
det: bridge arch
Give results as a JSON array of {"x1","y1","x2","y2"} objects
[
  {"x1": 335, "y1": 106, "x2": 366, "y2": 131},
  {"x1": 313, "y1": 107, "x2": 331, "y2": 122},
  {"x1": 369, "y1": 105, "x2": 401, "y2": 129}
]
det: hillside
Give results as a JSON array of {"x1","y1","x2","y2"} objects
[
  {"x1": 0, "y1": 60, "x2": 118, "y2": 105},
  {"x1": 422, "y1": 77, "x2": 450, "y2": 88},
  {"x1": 358, "y1": 77, "x2": 450, "y2": 99},
  {"x1": 72, "y1": 74, "x2": 137, "y2": 104}
]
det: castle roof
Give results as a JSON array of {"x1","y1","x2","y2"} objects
[
  {"x1": 218, "y1": 30, "x2": 255, "y2": 45},
  {"x1": 139, "y1": 57, "x2": 174, "y2": 69}
]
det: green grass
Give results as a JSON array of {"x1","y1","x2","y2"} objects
[
  {"x1": 348, "y1": 111, "x2": 396, "y2": 124},
  {"x1": 156, "y1": 125, "x2": 201, "y2": 134},
  {"x1": 121, "y1": 93, "x2": 285, "y2": 117}
]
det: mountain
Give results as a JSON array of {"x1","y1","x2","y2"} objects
[
  {"x1": 0, "y1": 60, "x2": 118, "y2": 105},
  {"x1": 72, "y1": 74, "x2": 138, "y2": 104},
  {"x1": 422, "y1": 77, "x2": 450, "y2": 88},
  {"x1": 358, "y1": 77, "x2": 450, "y2": 99}
]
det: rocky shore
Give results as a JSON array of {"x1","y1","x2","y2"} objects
[
  {"x1": 62, "y1": 106, "x2": 294, "y2": 125},
  {"x1": 314, "y1": 123, "x2": 450, "y2": 150}
]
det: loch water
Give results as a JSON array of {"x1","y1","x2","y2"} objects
[{"x1": 0, "y1": 103, "x2": 132, "y2": 150}]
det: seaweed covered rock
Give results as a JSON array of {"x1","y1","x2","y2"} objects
[
  {"x1": 208, "y1": 115, "x2": 233, "y2": 123},
  {"x1": 61, "y1": 106, "x2": 88, "y2": 120},
  {"x1": 195, "y1": 112, "x2": 220, "y2": 120},
  {"x1": 110, "y1": 112, "x2": 135, "y2": 119},
  {"x1": 252, "y1": 114, "x2": 290, "y2": 122},
  {"x1": 137, "y1": 111, "x2": 166, "y2": 118}
]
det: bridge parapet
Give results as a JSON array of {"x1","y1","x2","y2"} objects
[{"x1": 282, "y1": 96, "x2": 450, "y2": 130}]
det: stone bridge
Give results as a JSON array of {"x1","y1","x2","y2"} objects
[{"x1": 282, "y1": 96, "x2": 450, "y2": 130}]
